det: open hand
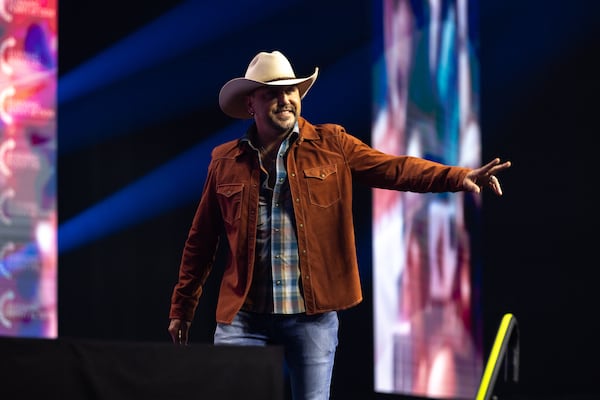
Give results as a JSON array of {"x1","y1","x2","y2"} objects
[{"x1": 463, "y1": 158, "x2": 512, "y2": 196}]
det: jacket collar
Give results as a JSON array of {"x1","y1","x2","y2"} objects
[
  {"x1": 297, "y1": 116, "x2": 319, "y2": 141},
  {"x1": 237, "y1": 116, "x2": 319, "y2": 156}
]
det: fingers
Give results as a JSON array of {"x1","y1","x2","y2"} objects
[
  {"x1": 168, "y1": 324, "x2": 179, "y2": 344},
  {"x1": 480, "y1": 157, "x2": 500, "y2": 173},
  {"x1": 489, "y1": 160, "x2": 511, "y2": 174},
  {"x1": 489, "y1": 175, "x2": 503, "y2": 196},
  {"x1": 465, "y1": 167, "x2": 508, "y2": 196},
  {"x1": 478, "y1": 158, "x2": 510, "y2": 196},
  {"x1": 178, "y1": 325, "x2": 190, "y2": 346},
  {"x1": 168, "y1": 319, "x2": 189, "y2": 345},
  {"x1": 465, "y1": 179, "x2": 481, "y2": 194},
  {"x1": 489, "y1": 159, "x2": 510, "y2": 195},
  {"x1": 482, "y1": 158, "x2": 510, "y2": 173}
]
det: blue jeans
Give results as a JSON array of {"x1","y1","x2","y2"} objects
[{"x1": 214, "y1": 310, "x2": 339, "y2": 400}]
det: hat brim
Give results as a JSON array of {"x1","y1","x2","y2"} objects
[{"x1": 219, "y1": 67, "x2": 319, "y2": 119}]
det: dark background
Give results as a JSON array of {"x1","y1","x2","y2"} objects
[{"x1": 57, "y1": 1, "x2": 599, "y2": 399}]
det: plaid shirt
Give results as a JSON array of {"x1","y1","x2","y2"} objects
[{"x1": 241, "y1": 124, "x2": 305, "y2": 314}]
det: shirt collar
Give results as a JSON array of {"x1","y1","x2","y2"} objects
[{"x1": 240, "y1": 121, "x2": 299, "y2": 151}]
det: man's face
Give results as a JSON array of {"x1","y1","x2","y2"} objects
[{"x1": 248, "y1": 85, "x2": 301, "y2": 135}]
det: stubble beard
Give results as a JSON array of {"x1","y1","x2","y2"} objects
[{"x1": 268, "y1": 109, "x2": 297, "y2": 135}]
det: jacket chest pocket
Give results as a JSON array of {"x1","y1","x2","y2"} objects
[
  {"x1": 217, "y1": 183, "x2": 244, "y2": 225},
  {"x1": 303, "y1": 164, "x2": 340, "y2": 208}
]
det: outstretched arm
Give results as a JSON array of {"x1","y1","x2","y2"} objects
[{"x1": 463, "y1": 158, "x2": 512, "y2": 196}]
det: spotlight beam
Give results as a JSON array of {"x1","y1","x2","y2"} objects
[{"x1": 58, "y1": 0, "x2": 301, "y2": 106}]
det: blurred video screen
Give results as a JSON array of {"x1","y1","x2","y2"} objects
[
  {"x1": 372, "y1": 1, "x2": 483, "y2": 398},
  {"x1": 0, "y1": 0, "x2": 57, "y2": 338}
]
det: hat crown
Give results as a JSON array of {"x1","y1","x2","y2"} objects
[
  {"x1": 219, "y1": 50, "x2": 318, "y2": 119},
  {"x1": 244, "y1": 51, "x2": 296, "y2": 83}
]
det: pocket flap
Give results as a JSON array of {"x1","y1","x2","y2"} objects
[
  {"x1": 217, "y1": 183, "x2": 244, "y2": 198},
  {"x1": 303, "y1": 164, "x2": 337, "y2": 180}
]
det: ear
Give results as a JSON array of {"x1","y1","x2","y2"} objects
[{"x1": 246, "y1": 96, "x2": 254, "y2": 116}]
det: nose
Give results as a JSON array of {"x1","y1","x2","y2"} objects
[{"x1": 277, "y1": 90, "x2": 290, "y2": 104}]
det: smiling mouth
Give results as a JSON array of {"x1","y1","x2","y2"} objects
[
  {"x1": 276, "y1": 107, "x2": 295, "y2": 114},
  {"x1": 274, "y1": 111, "x2": 294, "y2": 121}
]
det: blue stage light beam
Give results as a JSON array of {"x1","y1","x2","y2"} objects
[
  {"x1": 58, "y1": 0, "x2": 300, "y2": 106},
  {"x1": 58, "y1": 44, "x2": 371, "y2": 255},
  {"x1": 58, "y1": 121, "x2": 243, "y2": 254},
  {"x1": 58, "y1": 0, "x2": 303, "y2": 155}
]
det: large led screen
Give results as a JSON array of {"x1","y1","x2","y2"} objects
[
  {"x1": 372, "y1": 0, "x2": 482, "y2": 398},
  {"x1": 0, "y1": 0, "x2": 57, "y2": 338}
]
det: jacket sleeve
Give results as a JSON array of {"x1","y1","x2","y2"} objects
[
  {"x1": 169, "y1": 157, "x2": 222, "y2": 322},
  {"x1": 337, "y1": 127, "x2": 471, "y2": 192}
]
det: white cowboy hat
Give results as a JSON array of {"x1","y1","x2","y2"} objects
[{"x1": 218, "y1": 50, "x2": 319, "y2": 119}]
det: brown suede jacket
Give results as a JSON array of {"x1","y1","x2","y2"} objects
[{"x1": 169, "y1": 116, "x2": 471, "y2": 324}]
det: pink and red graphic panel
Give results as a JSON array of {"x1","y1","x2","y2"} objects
[{"x1": 0, "y1": 0, "x2": 57, "y2": 338}]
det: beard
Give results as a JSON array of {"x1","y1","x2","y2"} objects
[{"x1": 267, "y1": 107, "x2": 297, "y2": 134}]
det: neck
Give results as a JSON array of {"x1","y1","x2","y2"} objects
[
  {"x1": 255, "y1": 125, "x2": 294, "y2": 153},
  {"x1": 257, "y1": 136, "x2": 284, "y2": 160}
]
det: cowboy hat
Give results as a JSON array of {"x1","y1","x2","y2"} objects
[{"x1": 218, "y1": 50, "x2": 319, "y2": 119}]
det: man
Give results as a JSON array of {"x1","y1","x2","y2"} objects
[{"x1": 168, "y1": 50, "x2": 510, "y2": 400}]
